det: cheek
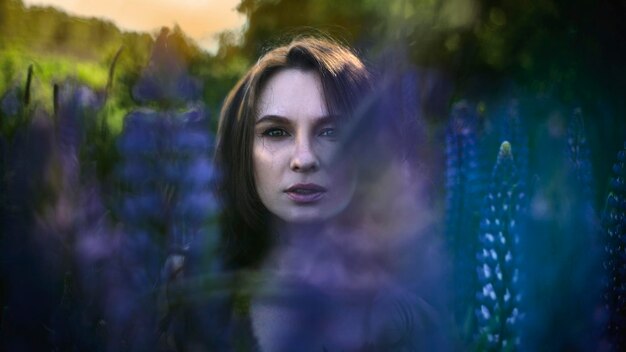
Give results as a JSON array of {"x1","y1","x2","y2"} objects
[
  {"x1": 252, "y1": 142, "x2": 268, "y2": 192},
  {"x1": 253, "y1": 140, "x2": 282, "y2": 194},
  {"x1": 330, "y1": 151, "x2": 358, "y2": 182},
  {"x1": 330, "y1": 163, "x2": 359, "y2": 203}
]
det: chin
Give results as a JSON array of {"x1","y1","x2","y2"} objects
[
  {"x1": 279, "y1": 209, "x2": 331, "y2": 224},
  {"x1": 277, "y1": 202, "x2": 352, "y2": 224}
]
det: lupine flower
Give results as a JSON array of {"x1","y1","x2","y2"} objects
[
  {"x1": 475, "y1": 141, "x2": 524, "y2": 351},
  {"x1": 131, "y1": 27, "x2": 202, "y2": 106},
  {"x1": 567, "y1": 108, "x2": 595, "y2": 203},
  {"x1": 521, "y1": 108, "x2": 601, "y2": 350},
  {"x1": 0, "y1": 109, "x2": 63, "y2": 350},
  {"x1": 104, "y1": 27, "x2": 221, "y2": 348},
  {"x1": 603, "y1": 141, "x2": 626, "y2": 350},
  {"x1": 497, "y1": 100, "x2": 529, "y2": 187},
  {"x1": 445, "y1": 101, "x2": 484, "y2": 342},
  {"x1": 114, "y1": 103, "x2": 220, "y2": 348},
  {"x1": 0, "y1": 86, "x2": 21, "y2": 118},
  {"x1": 56, "y1": 81, "x2": 102, "y2": 152}
]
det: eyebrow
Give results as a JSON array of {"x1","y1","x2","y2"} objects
[{"x1": 255, "y1": 114, "x2": 339, "y2": 125}]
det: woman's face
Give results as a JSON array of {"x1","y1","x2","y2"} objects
[{"x1": 253, "y1": 68, "x2": 357, "y2": 223}]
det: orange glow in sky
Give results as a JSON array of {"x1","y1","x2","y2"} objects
[{"x1": 22, "y1": 0, "x2": 246, "y2": 52}]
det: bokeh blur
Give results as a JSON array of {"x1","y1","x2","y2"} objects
[{"x1": 1, "y1": 0, "x2": 626, "y2": 350}]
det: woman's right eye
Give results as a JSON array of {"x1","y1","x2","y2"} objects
[{"x1": 262, "y1": 128, "x2": 289, "y2": 138}]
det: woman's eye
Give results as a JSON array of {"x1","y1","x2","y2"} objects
[
  {"x1": 262, "y1": 128, "x2": 289, "y2": 138},
  {"x1": 319, "y1": 127, "x2": 337, "y2": 138}
]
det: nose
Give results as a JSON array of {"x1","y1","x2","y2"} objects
[{"x1": 290, "y1": 135, "x2": 319, "y2": 172}]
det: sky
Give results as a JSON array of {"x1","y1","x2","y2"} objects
[{"x1": 22, "y1": 0, "x2": 247, "y2": 52}]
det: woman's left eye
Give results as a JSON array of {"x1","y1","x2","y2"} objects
[{"x1": 319, "y1": 127, "x2": 337, "y2": 138}]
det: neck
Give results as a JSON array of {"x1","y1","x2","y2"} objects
[
  {"x1": 273, "y1": 218, "x2": 328, "y2": 242},
  {"x1": 261, "y1": 217, "x2": 335, "y2": 277}
]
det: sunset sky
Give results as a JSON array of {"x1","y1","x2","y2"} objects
[{"x1": 22, "y1": 0, "x2": 247, "y2": 52}]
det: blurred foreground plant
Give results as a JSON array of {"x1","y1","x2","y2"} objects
[
  {"x1": 110, "y1": 28, "x2": 222, "y2": 350},
  {"x1": 445, "y1": 101, "x2": 484, "y2": 344}
]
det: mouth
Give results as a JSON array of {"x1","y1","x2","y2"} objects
[{"x1": 284, "y1": 183, "x2": 327, "y2": 203}]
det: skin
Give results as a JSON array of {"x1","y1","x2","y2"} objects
[{"x1": 253, "y1": 68, "x2": 357, "y2": 224}]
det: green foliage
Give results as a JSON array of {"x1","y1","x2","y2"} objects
[
  {"x1": 0, "y1": 0, "x2": 154, "y2": 119},
  {"x1": 1, "y1": 50, "x2": 103, "y2": 112},
  {"x1": 0, "y1": 0, "x2": 247, "y2": 125},
  {"x1": 190, "y1": 52, "x2": 249, "y2": 129},
  {"x1": 236, "y1": 0, "x2": 380, "y2": 57},
  {"x1": 1, "y1": 0, "x2": 130, "y2": 59}
]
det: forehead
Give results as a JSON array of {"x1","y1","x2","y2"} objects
[{"x1": 257, "y1": 69, "x2": 328, "y2": 120}]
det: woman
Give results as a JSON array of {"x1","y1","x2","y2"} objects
[
  {"x1": 216, "y1": 37, "x2": 372, "y2": 268},
  {"x1": 215, "y1": 37, "x2": 445, "y2": 351}
]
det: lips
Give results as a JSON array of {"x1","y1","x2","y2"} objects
[{"x1": 284, "y1": 183, "x2": 327, "y2": 203}]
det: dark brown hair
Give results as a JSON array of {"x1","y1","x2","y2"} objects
[{"x1": 215, "y1": 37, "x2": 373, "y2": 269}]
